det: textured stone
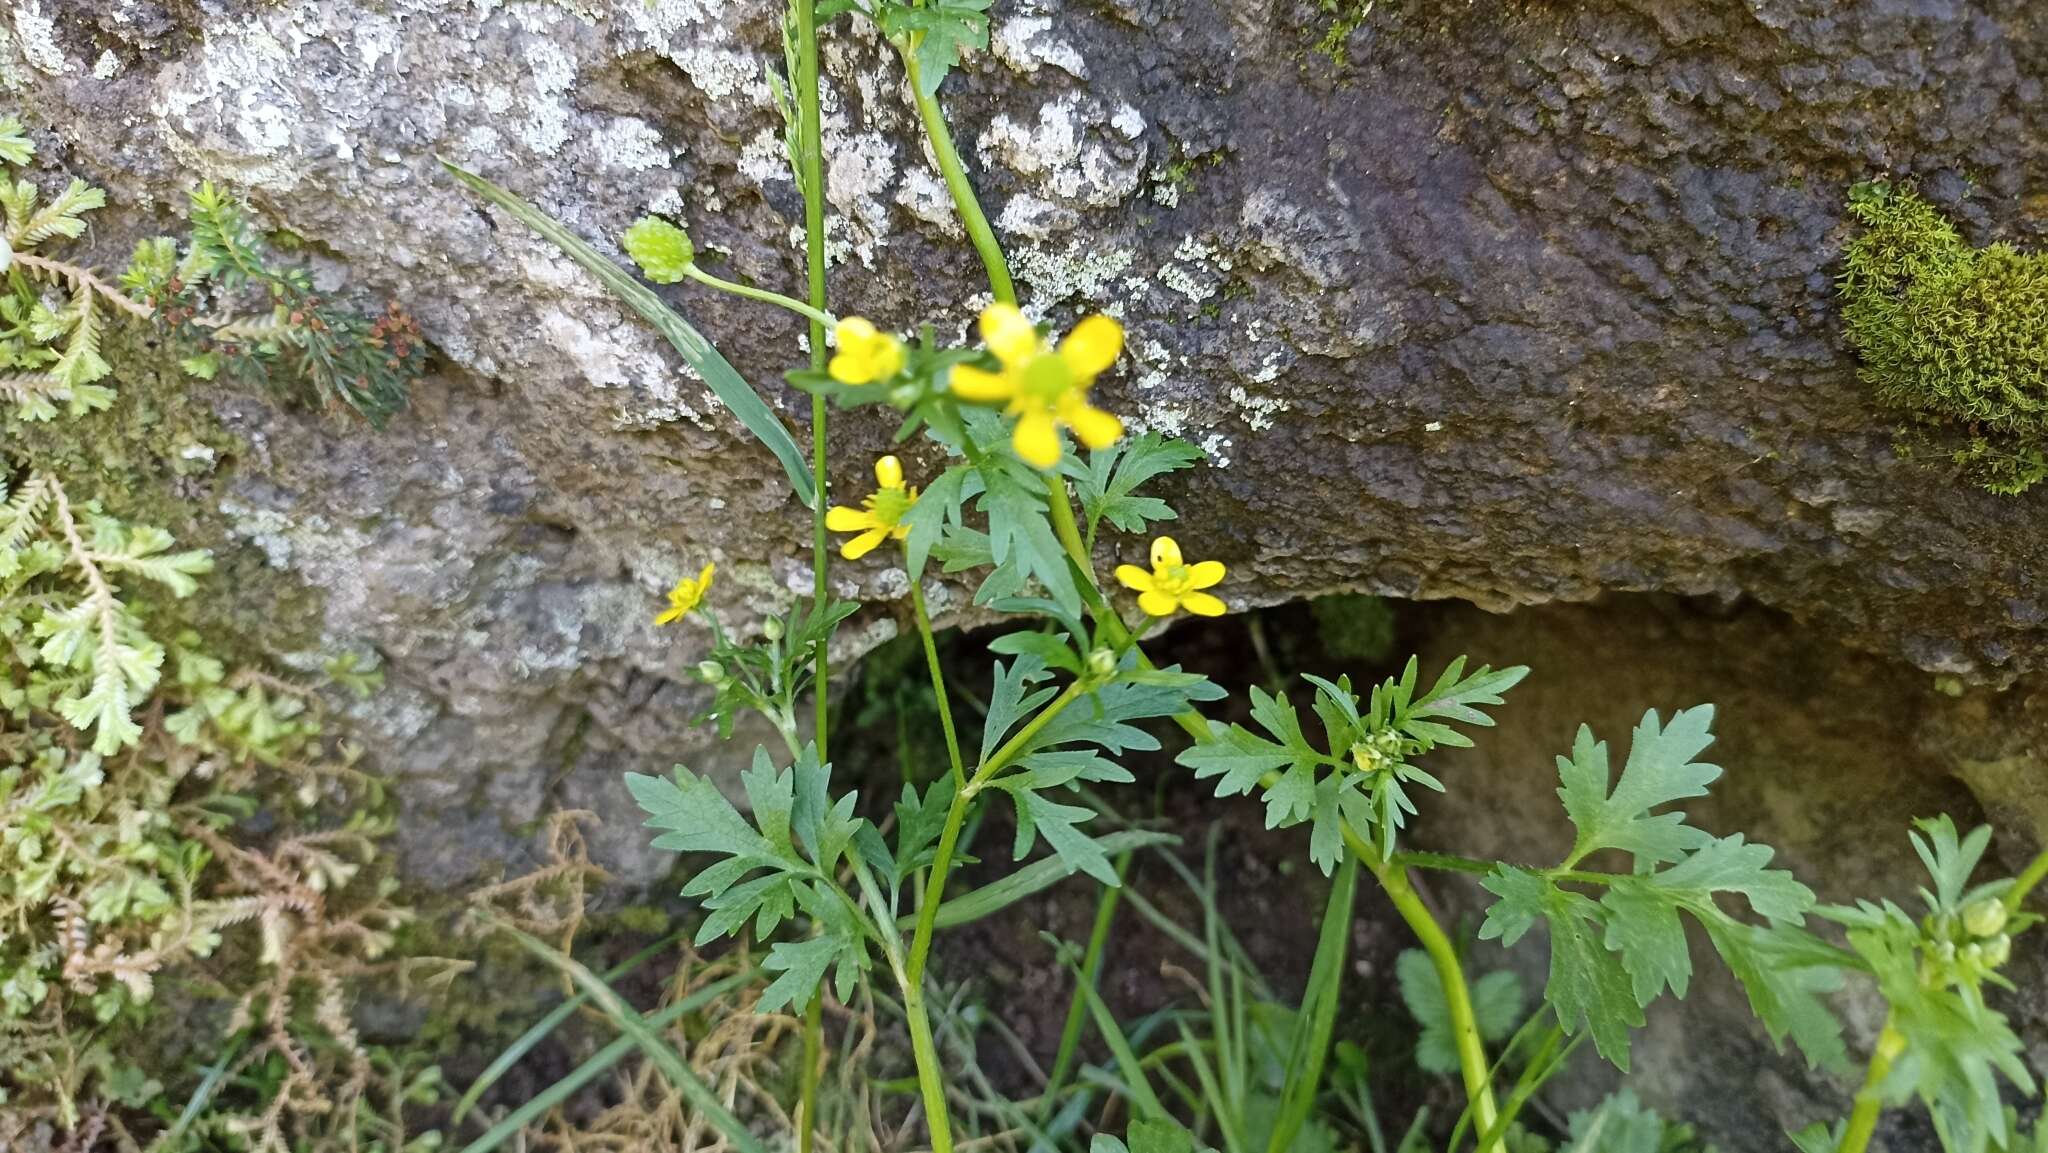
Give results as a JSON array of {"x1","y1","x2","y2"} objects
[{"x1": 5, "y1": 0, "x2": 2046, "y2": 910}]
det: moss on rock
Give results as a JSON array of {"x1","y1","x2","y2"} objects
[{"x1": 1841, "y1": 182, "x2": 2048, "y2": 495}]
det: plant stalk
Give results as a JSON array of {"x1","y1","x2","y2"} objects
[
  {"x1": 1835, "y1": 1015, "x2": 1905, "y2": 1153},
  {"x1": 908, "y1": 681, "x2": 1087, "y2": 988},
  {"x1": 897, "y1": 47, "x2": 1016, "y2": 305},
  {"x1": 2007, "y1": 846, "x2": 2048, "y2": 912},
  {"x1": 681, "y1": 264, "x2": 836, "y2": 330},
  {"x1": 853, "y1": 859, "x2": 954, "y2": 1153},
  {"x1": 794, "y1": 3, "x2": 830, "y2": 1148},
  {"x1": 1362, "y1": 844, "x2": 1505, "y2": 1153},
  {"x1": 911, "y1": 578, "x2": 967, "y2": 787}
]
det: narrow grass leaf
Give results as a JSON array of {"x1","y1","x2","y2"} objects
[
  {"x1": 454, "y1": 969, "x2": 753, "y2": 1153},
  {"x1": 441, "y1": 160, "x2": 816, "y2": 507},
  {"x1": 496, "y1": 926, "x2": 768, "y2": 1153},
  {"x1": 451, "y1": 931, "x2": 683, "y2": 1124}
]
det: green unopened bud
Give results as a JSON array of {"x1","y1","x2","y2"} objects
[
  {"x1": 1982, "y1": 933, "x2": 2012, "y2": 968},
  {"x1": 762, "y1": 616, "x2": 785, "y2": 642},
  {"x1": 696, "y1": 660, "x2": 725, "y2": 683},
  {"x1": 1962, "y1": 897, "x2": 2009, "y2": 939},
  {"x1": 1087, "y1": 647, "x2": 1117, "y2": 679},
  {"x1": 623, "y1": 216, "x2": 695, "y2": 283},
  {"x1": 1934, "y1": 939, "x2": 1958, "y2": 964},
  {"x1": 1960, "y1": 941, "x2": 1984, "y2": 967}
]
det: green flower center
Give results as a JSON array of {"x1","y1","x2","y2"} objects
[
  {"x1": 1154, "y1": 563, "x2": 1194, "y2": 595},
  {"x1": 1022, "y1": 353, "x2": 1074, "y2": 402},
  {"x1": 868, "y1": 486, "x2": 915, "y2": 526}
]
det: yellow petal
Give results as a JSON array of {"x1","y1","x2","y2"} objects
[
  {"x1": 1114, "y1": 564, "x2": 1155, "y2": 593},
  {"x1": 875, "y1": 336, "x2": 906, "y2": 378},
  {"x1": 948, "y1": 363, "x2": 1015, "y2": 403},
  {"x1": 1058, "y1": 314, "x2": 1124, "y2": 378},
  {"x1": 1150, "y1": 537, "x2": 1184, "y2": 570},
  {"x1": 979, "y1": 303, "x2": 1040, "y2": 367},
  {"x1": 1062, "y1": 397, "x2": 1124, "y2": 450},
  {"x1": 1138, "y1": 589, "x2": 1180, "y2": 617},
  {"x1": 837, "y1": 316, "x2": 881, "y2": 346},
  {"x1": 1186, "y1": 560, "x2": 1227, "y2": 589},
  {"x1": 841, "y1": 527, "x2": 889, "y2": 560},
  {"x1": 828, "y1": 351, "x2": 869, "y2": 384},
  {"x1": 1012, "y1": 408, "x2": 1063, "y2": 469},
  {"x1": 655, "y1": 605, "x2": 685, "y2": 626},
  {"x1": 874, "y1": 455, "x2": 904, "y2": 489},
  {"x1": 1181, "y1": 591, "x2": 1228, "y2": 617},
  {"x1": 826, "y1": 506, "x2": 872, "y2": 532},
  {"x1": 697, "y1": 562, "x2": 716, "y2": 589},
  {"x1": 889, "y1": 523, "x2": 913, "y2": 541}
]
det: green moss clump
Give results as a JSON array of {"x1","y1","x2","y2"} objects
[{"x1": 1840, "y1": 182, "x2": 2048, "y2": 495}]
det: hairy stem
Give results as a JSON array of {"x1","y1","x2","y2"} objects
[
  {"x1": 682, "y1": 264, "x2": 836, "y2": 330},
  {"x1": 1361, "y1": 842, "x2": 1505, "y2": 1153},
  {"x1": 1835, "y1": 1016, "x2": 1904, "y2": 1153},
  {"x1": 2008, "y1": 846, "x2": 2048, "y2": 912},
  {"x1": 798, "y1": 996, "x2": 823, "y2": 1153},
  {"x1": 897, "y1": 48, "x2": 1016, "y2": 306},
  {"x1": 852, "y1": 859, "x2": 954, "y2": 1153},
  {"x1": 907, "y1": 679, "x2": 1087, "y2": 988},
  {"x1": 911, "y1": 579, "x2": 967, "y2": 787},
  {"x1": 793, "y1": 5, "x2": 831, "y2": 1141}
]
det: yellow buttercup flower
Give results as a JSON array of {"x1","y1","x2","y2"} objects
[
  {"x1": 825, "y1": 455, "x2": 920, "y2": 560},
  {"x1": 656, "y1": 562, "x2": 716, "y2": 625},
  {"x1": 829, "y1": 317, "x2": 907, "y2": 384},
  {"x1": 1115, "y1": 536, "x2": 1226, "y2": 617},
  {"x1": 948, "y1": 304, "x2": 1126, "y2": 468}
]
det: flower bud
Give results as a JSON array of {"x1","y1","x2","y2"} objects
[
  {"x1": 623, "y1": 216, "x2": 695, "y2": 283},
  {"x1": 696, "y1": 660, "x2": 725, "y2": 683},
  {"x1": 1983, "y1": 933, "x2": 2012, "y2": 968},
  {"x1": 762, "y1": 617, "x2": 785, "y2": 642},
  {"x1": 1962, "y1": 897, "x2": 2009, "y2": 939},
  {"x1": 1087, "y1": 647, "x2": 1118, "y2": 679}
]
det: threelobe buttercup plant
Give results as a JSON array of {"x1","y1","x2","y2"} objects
[{"x1": 444, "y1": 6, "x2": 2047, "y2": 1151}]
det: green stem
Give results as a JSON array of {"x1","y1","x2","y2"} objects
[
  {"x1": 2007, "y1": 846, "x2": 2048, "y2": 912},
  {"x1": 897, "y1": 46, "x2": 1016, "y2": 305},
  {"x1": 792, "y1": 0, "x2": 831, "y2": 766},
  {"x1": 852, "y1": 859, "x2": 954, "y2": 1153},
  {"x1": 682, "y1": 264, "x2": 836, "y2": 330},
  {"x1": 798, "y1": 996, "x2": 823, "y2": 1153},
  {"x1": 792, "y1": 8, "x2": 830, "y2": 1136},
  {"x1": 910, "y1": 578, "x2": 967, "y2": 787},
  {"x1": 905, "y1": 680, "x2": 1087, "y2": 985},
  {"x1": 1361, "y1": 842, "x2": 1504, "y2": 1153},
  {"x1": 1835, "y1": 1015, "x2": 1905, "y2": 1153},
  {"x1": 973, "y1": 682, "x2": 1085, "y2": 792}
]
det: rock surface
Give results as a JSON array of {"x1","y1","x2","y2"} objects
[{"x1": 8, "y1": 0, "x2": 2048, "y2": 1146}]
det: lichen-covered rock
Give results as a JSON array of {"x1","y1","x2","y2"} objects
[
  {"x1": 5, "y1": 0, "x2": 2045, "y2": 931},
  {"x1": 8, "y1": 1, "x2": 2048, "y2": 1146}
]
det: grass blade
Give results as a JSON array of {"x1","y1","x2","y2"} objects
[
  {"x1": 1266, "y1": 852, "x2": 1359, "y2": 1153},
  {"x1": 439, "y1": 160, "x2": 817, "y2": 508},
  {"x1": 1042, "y1": 851, "x2": 1133, "y2": 1117},
  {"x1": 451, "y1": 931, "x2": 683, "y2": 1124},
  {"x1": 454, "y1": 968, "x2": 753, "y2": 1153},
  {"x1": 1068, "y1": 956, "x2": 1166, "y2": 1120},
  {"x1": 496, "y1": 926, "x2": 768, "y2": 1153},
  {"x1": 162, "y1": 1030, "x2": 246, "y2": 1145}
]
